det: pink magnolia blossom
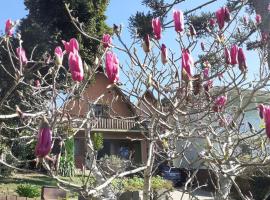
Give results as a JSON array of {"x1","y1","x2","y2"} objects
[
  {"x1": 258, "y1": 104, "x2": 265, "y2": 119},
  {"x1": 62, "y1": 38, "x2": 79, "y2": 54},
  {"x1": 255, "y1": 14, "x2": 262, "y2": 24},
  {"x1": 209, "y1": 18, "x2": 216, "y2": 27},
  {"x1": 16, "y1": 47, "x2": 28, "y2": 65},
  {"x1": 203, "y1": 68, "x2": 209, "y2": 79},
  {"x1": 224, "y1": 47, "x2": 231, "y2": 64},
  {"x1": 68, "y1": 50, "x2": 84, "y2": 82},
  {"x1": 143, "y1": 34, "x2": 151, "y2": 53},
  {"x1": 152, "y1": 17, "x2": 162, "y2": 40},
  {"x1": 230, "y1": 44, "x2": 239, "y2": 65},
  {"x1": 173, "y1": 10, "x2": 184, "y2": 33},
  {"x1": 223, "y1": 7, "x2": 231, "y2": 22},
  {"x1": 189, "y1": 24, "x2": 196, "y2": 37},
  {"x1": 204, "y1": 80, "x2": 213, "y2": 92},
  {"x1": 105, "y1": 51, "x2": 119, "y2": 83},
  {"x1": 243, "y1": 16, "x2": 248, "y2": 25},
  {"x1": 35, "y1": 120, "x2": 52, "y2": 158},
  {"x1": 213, "y1": 96, "x2": 227, "y2": 112},
  {"x1": 181, "y1": 49, "x2": 194, "y2": 81},
  {"x1": 35, "y1": 80, "x2": 41, "y2": 88},
  {"x1": 102, "y1": 34, "x2": 112, "y2": 48},
  {"x1": 216, "y1": 7, "x2": 230, "y2": 30},
  {"x1": 5, "y1": 19, "x2": 13, "y2": 37},
  {"x1": 261, "y1": 105, "x2": 270, "y2": 138},
  {"x1": 237, "y1": 48, "x2": 247, "y2": 72},
  {"x1": 54, "y1": 46, "x2": 63, "y2": 66},
  {"x1": 161, "y1": 44, "x2": 168, "y2": 65}
]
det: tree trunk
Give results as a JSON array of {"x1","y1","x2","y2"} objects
[
  {"x1": 143, "y1": 141, "x2": 154, "y2": 200},
  {"x1": 249, "y1": 0, "x2": 270, "y2": 68},
  {"x1": 216, "y1": 174, "x2": 234, "y2": 200},
  {"x1": 85, "y1": 124, "x2": 115, "y2": 200}
]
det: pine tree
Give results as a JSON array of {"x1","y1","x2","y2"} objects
[{"x1": 19, "y1": 0, "x2": 111, "y2": 64}]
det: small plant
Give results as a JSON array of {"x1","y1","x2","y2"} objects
[
  {"x1": 16, "y1": 184, "x2": 40, "y2": 198},
  {"x1": 59, "y1": 138, "x2": 75, "y2": 177},
  {"x1": 59, "y1": 155, "x2": 75, "y2": 177},
  {"x1": 92, "y1": 132, "x2": 104, "y2": 151}
]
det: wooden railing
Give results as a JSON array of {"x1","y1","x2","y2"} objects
[{"x1": 91, "y1": 117, "x2": 137, "y2": 130}]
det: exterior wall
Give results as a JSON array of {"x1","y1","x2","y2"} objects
[
  {"x1": 68, "y1": 72, "x2": 134, "y2": 118},
  {"x1": 74, "y1": 131, "x2": 148, "y2": 167}
]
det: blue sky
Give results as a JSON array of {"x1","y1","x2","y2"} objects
[{"x1": 0, "y1": 0, "x2": 261, "y2": 82}]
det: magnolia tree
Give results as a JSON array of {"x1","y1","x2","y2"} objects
[{"x1": 0, "y1": 0, "x2": 270, "y2": 200}]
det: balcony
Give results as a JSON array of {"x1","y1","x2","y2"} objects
[
  {"x1": 91, "y1": 117, "x2": 139, "y2": 131},
  {"x1": 72, "y1": 117, "x2": 142, "y2": 132}
]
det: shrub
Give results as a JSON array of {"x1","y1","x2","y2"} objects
[
  {"x1": 112, "y1": 176, "x2": 173, "y2": 192},
  {"x1": 16, "y1": 184, "x2": 40, "y2": 198},
  {"x1": 99, "y1": 155, "x2": 130, "y2": 176}
]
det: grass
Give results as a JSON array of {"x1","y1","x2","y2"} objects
[{"x1": 0, "y1": 172, "x2": 83, "y2": 199}]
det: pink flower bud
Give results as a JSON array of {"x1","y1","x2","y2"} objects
[
  {"x1": 212, "y1": 96, "x2": 227, "y2": 112},
  {"x1": 261, "y1": 105, "x2": 270, "y2": 138},
  {"x1": 203, "y1": 68, "x2": 209, "y2": 79},
  {"x1": 102, "y1": 34, "x2": 112, "y2": 48},
  {"x1": 216, "y1": 7, "x2": 230, "y2": 30},
  {"x1": 204, "y1": 80, "x2": 213, "y2": 92},
  {"x1": 182, "y1": 49, "x2": 194, "y2": 81},
  {"x1": 62, "y1": 38, "x2": 79, "y2": 54},
  {"x1": 209, "y1": 18, "x2": 216, "y2": 27},
  {"x1": 237, "y1": 48, "x2": 247, "y2": 72},
  {"x1": 243, "y1": 16, "x2": 248, "y2": 25},
  {"x1": 224, "y1": 47, "x2": 231, "y2": 65},
  {"x1": 68, "y1": 50, "x2": 84, "y2": 82},
  {"x1": 224, "y1": 7, "x2": 231, "y2": 22},
  {"x1": 216, "y1": 8, "x2": 225, "y2": 30},
  {"x1": 105, "y1": 51, "x2": 119, "y2": 83},
  {"x1": 161, "y1": 44, "x2": 168, "y2": 65},
  {"x1": 152, "y1": 17, "x2": 162, "y2": 40},
  {"x1": 54, "y1": 46, "x2": 63, "y2": 66},
  {"x1": 35, "y1": 80, "x2": 41, "y2": 88},
  {"x1": 143, "y1": 34, "x2": 151, "y2": 53},
  {"x1": 230, "y1": 44, "x2": 238, "y2": 65},
  {"x1": 5, "y1": 19, "x2": 13, "y2": 37},
  {"x1": 173, "y1": 10, "x2": 184, "y2": 33},
  {"x1": 189, "y1": 24, "x2": 196, "y2": 37},
  {"x1": 255, "y1": 14, "x2": 262, "y2": 24},
  {"x1": 16, "y1": 47, "x2": 28, "y2": 66},
  {"x1": 258, "y1": 104, "x2": 265, "y2": 119}
]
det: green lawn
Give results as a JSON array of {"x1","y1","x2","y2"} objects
[{"x1": 0, "y1": 172, "x2": 83, "y2": 199}]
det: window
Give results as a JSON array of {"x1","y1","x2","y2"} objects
[{"x1": 90, "y1": 104, "x2": 109, "y2": 117}]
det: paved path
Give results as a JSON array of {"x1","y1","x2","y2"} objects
[{"x1": 169, "y1": 189, "x2": 214, "y2": 200}]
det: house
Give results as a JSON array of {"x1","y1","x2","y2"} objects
[{"x1": 66, "y1": 70, "x2": 148, "y2": 169}]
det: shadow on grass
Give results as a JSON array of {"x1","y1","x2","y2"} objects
[{"x1": 0, "y1": 175, "x2": 57, "y2": 187}]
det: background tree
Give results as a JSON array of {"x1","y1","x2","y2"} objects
[{"x1": 19, "y1": 0, "x2": 111, "y2": 64}]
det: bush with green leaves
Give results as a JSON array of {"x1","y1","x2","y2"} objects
[
  {"x1": 112, "y1": 176, "x2": 173, "y2": 192},
  {"x1": 16, "y1": 184, "x2": 40, "y2": 198},
  {"x1": 99, "y1": 155, "x2": 130, "y2": 176}
]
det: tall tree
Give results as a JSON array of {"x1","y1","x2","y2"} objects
[{"x1": 19, "y1": 0, "x2": 111, "y2": 64}]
